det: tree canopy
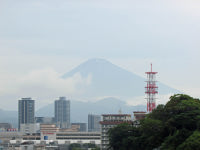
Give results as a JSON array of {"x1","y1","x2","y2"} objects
[{"x1": 108, "y1": 94, "x2": 200, "y2": 150}]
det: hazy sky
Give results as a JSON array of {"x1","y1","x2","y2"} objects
[{"x1": 0, "y1": 0, "x2": 200, "y2": 110}]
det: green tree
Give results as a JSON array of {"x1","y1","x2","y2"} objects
[
  {"x1": 108, "y1": 94, "x2": 200, "y2": 150},
  {"x1": 108, "y1": 123, "x2": 136, "y2": 150},
  {"x1": 177, "y1": 131, "x2": 200, "y2": 150},
  {"x1": 69, "y1": 143, "x2": 81, "y2": 150}
]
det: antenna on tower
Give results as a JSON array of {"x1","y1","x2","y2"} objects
[{"x1": 145, "y1": 64, "x2": 158, "y2": 112}]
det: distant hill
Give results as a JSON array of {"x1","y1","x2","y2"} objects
[
  {"x1": 36, "y1": 58, "x2": 179, "y2": 123},
  {"x1": 0, "y1": 98, "x2": 146, "y2": 127},
  {"x1": 0, "y1": 109, "x2": 18, "y2": 128},
  {"x1": 0, "y1": 58, "x2": 179, "y2": 127},
  {"x1": 62, "y1": 58, "x2": 179, "y2": 100},
  {"x1": 36, "y1": 97, "x2": 146, "y2": 123}
]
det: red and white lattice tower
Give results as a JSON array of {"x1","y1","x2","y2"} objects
[{"x1": 145, "y1": 64, "x2": 158, "y2": 112}]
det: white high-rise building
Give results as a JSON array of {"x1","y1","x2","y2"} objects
[{"x1": 54, "y1": 97, "x2": 70, "y2": 128}]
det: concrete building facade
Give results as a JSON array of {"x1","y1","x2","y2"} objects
[
  {"x1": 20, "y1": 123, "x2": 40, "y2": 135},
  {"x1": 88, "y1": 114, "x2": 101, "y2": 132},
  {"x1": 18, "y1": 98, "x2": 35, "y2": 130},
  {"x1": 40, "y1": 124, "x2": 59, "y2": 141},
  {"x1": 55, "y1": 97, "x2": 70, "y2": 129},
  {"x1": 100, "y1": 114, "x2": 132, "y2": 150}
]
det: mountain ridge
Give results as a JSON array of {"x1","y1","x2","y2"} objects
[
  {"x1": 62, "y1": 58, "x2": 179, "y2": 100},
  {"x1": 36, "y1": 97, "x2": 146, "y2": 123}
]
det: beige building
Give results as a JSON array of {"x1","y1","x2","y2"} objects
[
  {"x1": 133, "y1": 111, "x2": 146, "y2": 120},
  {"x1": 100, "y1": 114, "x2": 132, "y2": 150},
  {"x1": 40, "y1": 124, "x2": 59, "y2": 140}
]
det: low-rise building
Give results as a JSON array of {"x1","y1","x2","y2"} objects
[
  {"x1": 0, "y1": 124, "x2": 101, "y2": 147},
  {"x1": 9, "y1": 131, "x2": 101, "y2": 145},
  {"x1": 20, "y1": 123, "x2": 40, "y2": 134},
  {"x1": 0, "y1": 123, "x2": 12, "y2": 131},
  {"x1": 133, "y1": 111, "x2": 146, "y2": 120},
  {"x1": 0, "y1": 131, "x2": 22, "y2": 142},
  {"x1": 0, "y1": 123, "x2": 17, "y2": 132},
  {"x1": 56, "y1": 132, "x2": 100, "y2": 144},
  {"x1": 71, "y1": 123, "x2": 87, "y2": 132},
  {"x1": 40, "y1": 124, "x2": 59, "y2": 141}
]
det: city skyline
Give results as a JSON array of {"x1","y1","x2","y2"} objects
[
  {"x1": 0, "y1": 0, "x2": 199, "y2": 149},
  {"x1": 0, "y1": 0, "x2": 199, "y2": 110}
]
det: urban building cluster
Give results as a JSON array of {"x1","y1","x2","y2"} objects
[
  {"x1": 0, "y1": 97, "x2": 103, "y2": 149},
  {"x1": 17, "y1": 97, "x2": 101, "y2": 133},
  {"x1": 0, "y1": 96, "x2": 146, "y2": 150},
  {"x1": 0, "y1": 65, "x2": 157, "y2": 150}
]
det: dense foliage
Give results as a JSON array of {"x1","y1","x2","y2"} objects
[
  {"x1": 69, "y1": 143, "x2": 100, "y2": 150},
  {"x1": 108, "y1": 94, "x2": 200, "y2": 150}
]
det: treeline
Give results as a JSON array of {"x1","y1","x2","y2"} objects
[
  {"x1": 108, "y1": 94, "x2": 200, "y2": 150},
  {"x1": 69, "y1": 143, "x2": 100, "y2": 150}
]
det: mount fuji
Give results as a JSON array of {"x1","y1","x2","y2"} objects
[
  {"x1": 62, "y1": 58, "x2": 178, "y2": 100},
  {"x1": 36, "y1": 58, "x2": 179, "y2": 123}
]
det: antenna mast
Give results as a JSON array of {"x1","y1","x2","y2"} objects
[{"x1": 145, "y1": 64, "x2": 158, "y2": 112}]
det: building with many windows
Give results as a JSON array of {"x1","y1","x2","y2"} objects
[
  {"x1": 40, "y1": 124, "x2": 59, "y2": 140},
  {"x1": 88, "y1": 114, "x2": 101, "y2": 132},
  {"x1": 100, "y1": 114, "x2": 132, "y2": 150},
  {"x1": 18, "y1": 98, "x2": 35, "y2": 130},
  {"x1": 54, "y1": 97, "x2": 70, "y2": 128}
]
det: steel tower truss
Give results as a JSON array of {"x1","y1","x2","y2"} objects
[{"x1": 145, "y1": 64, "x2": 158, "y2": 112}]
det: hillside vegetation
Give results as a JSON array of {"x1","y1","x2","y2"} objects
[{"x1": 108, "y1": 94, "x2": 200, "y2": 150}]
